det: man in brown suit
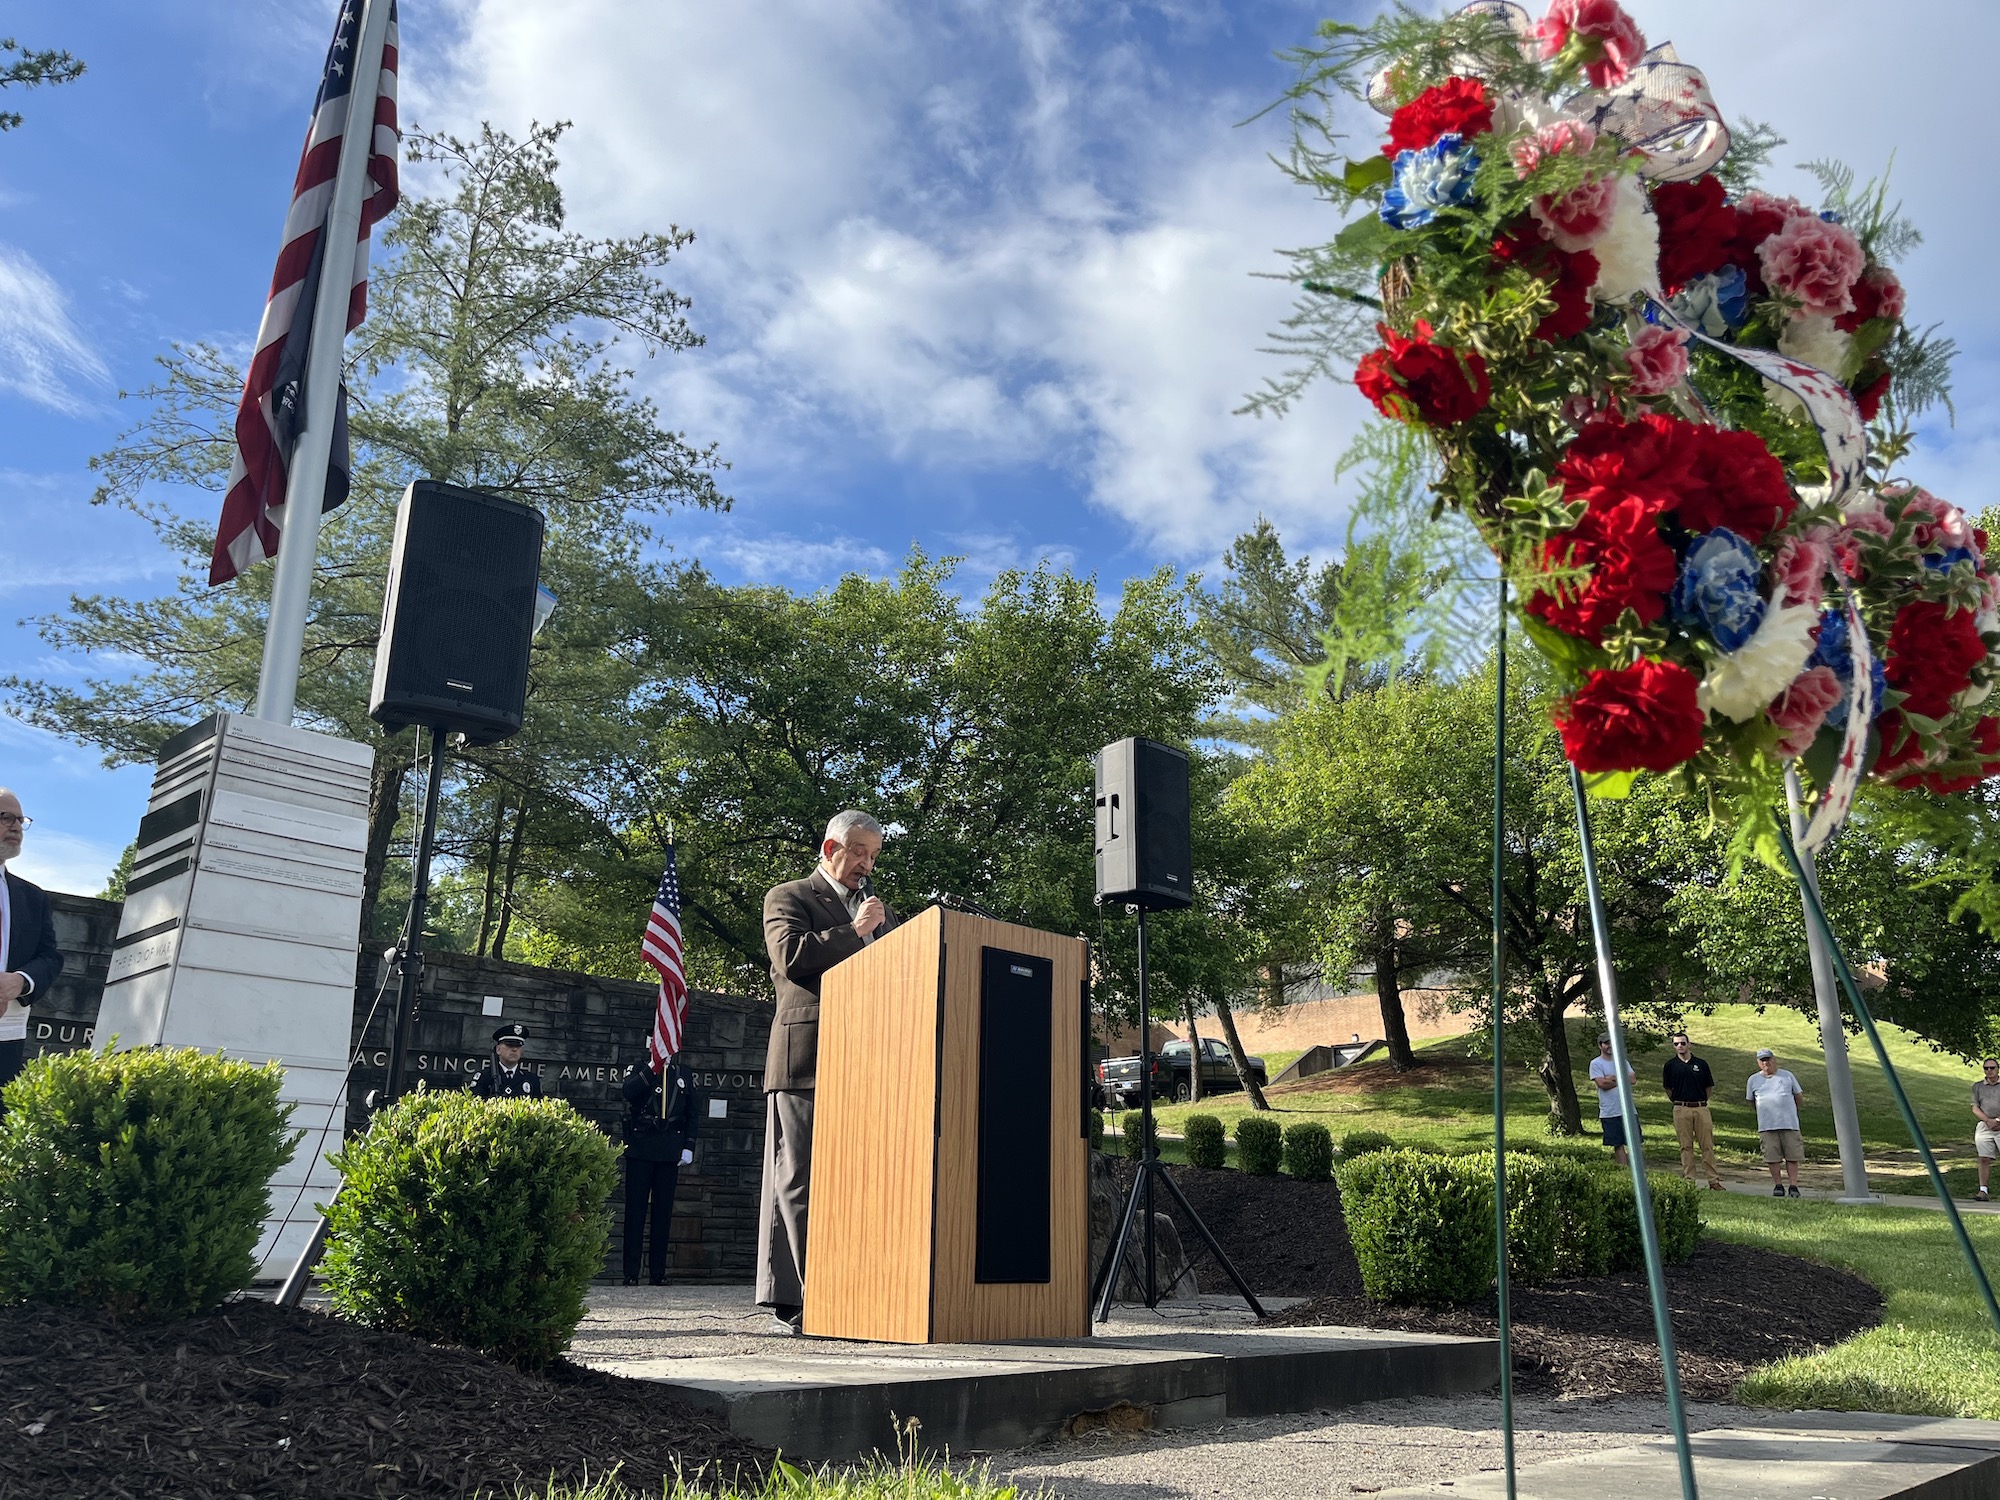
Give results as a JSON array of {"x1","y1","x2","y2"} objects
[{"x1": 756, "y1": 810, "x2": 897, "y2": 1330}]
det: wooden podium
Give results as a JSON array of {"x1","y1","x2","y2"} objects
[{"x1": 803, "y1": 906, "x2": 1089, "y2": 1344}]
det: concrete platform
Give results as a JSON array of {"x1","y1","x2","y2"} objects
[
  {"x1": 571, "y1": 1290, "x2": 1499, "y2": 1461},
  {"x1": 1379, "y1": 1411, "x2": 2000, "y2": 1499}
]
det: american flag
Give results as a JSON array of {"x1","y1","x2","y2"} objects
[
  {"x1": 642, "y1": 845, "x2": 690, "y2": 1073},
  {"x1": 210, "y1": 0, "x2": 400, "y2": 586}
]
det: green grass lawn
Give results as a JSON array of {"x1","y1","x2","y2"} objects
[
  {"x1": 1139, "y1": 1004, "x2": 1991, "y2": 1195},
  {"x1": 1704, "y1": 1193, "x2": 2000, "y2": 1418},
  {"x1": 533, "y1": 1453, "x2": 1039, "y2": 1499}
]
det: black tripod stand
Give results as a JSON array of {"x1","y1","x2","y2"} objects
[{"x1": 1090, "y1": 905, "x2": 1265, "y2": 1322}]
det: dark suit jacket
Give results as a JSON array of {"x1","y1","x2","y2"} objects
[
  {"x1": 761, "y1": 868, "x2": 899, "y2": 1092},
  {"x1": 4, "y1": 871, "x2": 61, "y2": 1006}
]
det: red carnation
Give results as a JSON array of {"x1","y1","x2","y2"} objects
[
  {"x1": 1382, "y1": 76, "x2": 1494, "y2": 157},
  {"x1": 1876, "y1": 714, "x2": 2000, "y2": 795},
  {"x1": 1884, "y1": 599, "x2": 1987, "y2": 719},
  {"x1": 1727, "y1": 190, "x2": 1810, "y2": 293},
  {"x1": 1835, "y1": 265, "x2": 1907, "y2": 332},
  {"x1": 1493, "y1": 225, "x2": 1599, "y2": 341},
  {"x1": 1527, "y1": 493, "x2": 1679, "y2": 643},
  {"x1": 1674, "y1": 425, "x2": 1796, "y2": 542},
  {"x1": 1651, "y1": 175, "x2": 1738, "y2": 293},
  {"x1": 1553, "y1": 411, "x2": 1694, "y2": 512},
  {"x1": 1555, "y1": 658, "x2": 1707, "y2": 774},
  {"x1": 1854, "y1": 368, "x2": 1891, "y2": 422},
  {"x1": 1354, "y1": 321, "x2": 1491, "y2": 427}
]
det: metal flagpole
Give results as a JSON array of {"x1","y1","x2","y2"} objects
[
  {"x1": 253, "y1": 0, "x2": 395, "y2": 726},
  {"x1": 1783, "y1": 771, "x2": 1874, "y2": 1204},
  {"x1": 1489, "y1": 581, "x2": 1516, "y2": 1500}
]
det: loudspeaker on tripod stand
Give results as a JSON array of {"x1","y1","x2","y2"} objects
[
  {"x1": 369, "y1": 479, "x2": 546, "y2": 746},
  {"x1": 1093, "y1": 736, "x2": 1193, "y2": 910}
]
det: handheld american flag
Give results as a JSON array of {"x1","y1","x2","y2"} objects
[
  {"x1": 642, "y1": 845, "x2": 690, "y2": 1073},
  {"x1": 211, "y1": 0, "x2": 400, "y2": 586}
]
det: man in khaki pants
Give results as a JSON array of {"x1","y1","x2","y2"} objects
[{"x1": 1661, "y1": 1031, "x2": 1725, "y2": 1190}]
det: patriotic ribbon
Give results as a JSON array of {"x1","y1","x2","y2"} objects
[{"x1": 1801, "y1": 597, "x2": 1875, "y2": 854}]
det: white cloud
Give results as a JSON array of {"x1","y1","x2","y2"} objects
[
  {"x1": 7, "y1": 830, "x2": 121, "y2": 899},
  {"x1": 710, "y1": 532, "x2": 895, "y2": 584},
  {"x1": 0, "y1": 245, "x2": 109, "y2": 414}
]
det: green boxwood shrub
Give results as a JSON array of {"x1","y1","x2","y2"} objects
[
  {"x1": 1283, "y1": 1121, "x2": 1334, "y2": 1181},
  {"x1": 1337, "y1": 1149, "x2": 1494, "y2": 1305},
  {"x1": 322, "y1": 1089, "x2": 619, "y2": 1367},
  {"x1": 1089, "y1": 1111, "x2": 1105, "y2": 1152},
  {"x1": 1119, "y1": 1111, "x2": 1154, "y2": 1160},
  {"x1": 1538, "y1": 1156, "x2": 1610, "y2": 1278},
  {"x1": 1183, "y1": 1114, "x2": 1226, "y2": 1169},
  {"x1": 0, "y1": 1045, "x2": 297, "y2": 1321},
  {"x1": 1596, "y1": 1168, "x2": 1704, "y2": 1272},
  {"x1": 1235, "y1": 1115, "x2": 1283, "y2": 1175},
  {"x1": 1488, "y1": 1155, "x2": 1567, "y2": 1285},
  {"x1": 1339, "y1": 1129, "x2": 1396, "y2": 1161}
]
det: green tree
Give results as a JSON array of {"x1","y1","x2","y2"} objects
[
  {"x1": 510, "y1": 553, "x2": 1219, "y2": 996},
  {"x1": 0, "y1": 38, "x2": 84, "y2": 131},
  {"x1": 3, "y1": 123, "x2": 726, "y2": 940}
]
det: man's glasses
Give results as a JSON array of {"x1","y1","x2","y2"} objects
[{"x1": 0, "y1": 814, "x2": 29, "y2": 830}]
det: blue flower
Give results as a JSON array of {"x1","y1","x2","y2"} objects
[
  {"x1": 1670, "y1": 264, "x2": 1748, "y2": 337},
  {"x1": 1926, "y1": 546, "x2": 1977, "y2": 574},
  {"x1": 1672, "y1": 529, "x2": 1767, "y2": 653},
  {"x1": 1379, "y1": 134, "x2": 1480, "y2": 230},
  {"x1": 1810, "y1": 608, "x2": 1886, "y2": 727}
]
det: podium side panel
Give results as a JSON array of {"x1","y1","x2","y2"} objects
[
  {"x1": 932, "y1": 914, "x2": 1089, "y2": 1343},
  {"x1": 802, "y1": 911, "x2": 943, "y2": 1344}
]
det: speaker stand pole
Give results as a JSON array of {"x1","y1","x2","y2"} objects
[
  {"x1": 1092, "y1": 905, "x2": 1265, "y2": 1324},
  {"x1": 384, "y1": 727, "x2": 447, "y2": 1106}
]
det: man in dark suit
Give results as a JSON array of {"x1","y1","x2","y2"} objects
[
  {"x1": 756, "y1": 810, "x2": 897, "y2": 1330},
  {"x1": 468, "y1": 1023, "x2": 547, "y2": 1099},
  {"x1": 0, "y1": 789, "x2": 62, "y2": 1097},
  {"x1": 621, "y1": 1050, "x2": 702, "y2": 1286}
]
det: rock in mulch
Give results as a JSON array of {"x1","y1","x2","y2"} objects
[
  {"x1": 1123, "y1": 1159, "x2": 1884, "y2": 1402},
  {"x1": 0, "y1": 1298, "x2": 769, "y2": 1499}
]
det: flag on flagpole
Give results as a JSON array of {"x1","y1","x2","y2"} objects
[
  {"x1": 210, "y1": 0, "x2": 400, "y2": 587},
  {"x1": 642, "y1": 844, "x2": 690, "y2": 1073}
]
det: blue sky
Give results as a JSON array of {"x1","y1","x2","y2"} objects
[{"x1": 5, "y1": 0, "x2": 2000, "y2": 894}]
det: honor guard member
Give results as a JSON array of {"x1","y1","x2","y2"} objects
[
  {"x1": 621, "y1": 1050, "x2": 703, "y2": 1285},
  {"x1": 470, "y1": 1023, "x2": 545, "y2": 1099}
]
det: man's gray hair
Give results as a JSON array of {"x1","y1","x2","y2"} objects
[{"x1": 823, "y1": 810, "x2": 883, "y2": 848}]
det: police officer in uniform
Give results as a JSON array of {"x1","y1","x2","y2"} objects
[
  {"x1": 621, "y1": 1051, "x2": 702, "y2": 1285},
  {"x1": 469, "y1": 1023, "x2": 546, "y2": 1099}
]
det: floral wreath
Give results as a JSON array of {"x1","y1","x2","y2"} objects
[{"x1": 1293, "y1": 0, "x2": 1993, "y2": 859}]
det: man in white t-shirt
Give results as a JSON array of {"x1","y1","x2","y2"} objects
[
  {"x1": 1747, "y1": 1048, "x2": 1807, "y2": 1197},
  {"x1": 1971, "y1": 1059, "x2": 2000, "y2": 1202},
  {"x1": 1588, "y1": 1033, "x2": 1638, "y2": 1166}
]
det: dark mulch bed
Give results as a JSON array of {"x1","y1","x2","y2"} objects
[
  {"x1": 0, "y1": 1299, "x2": 769, "y2": 1499},
  {"x1": 1117, "y1": 1160, "x2": 1884, "y2": 1401}
]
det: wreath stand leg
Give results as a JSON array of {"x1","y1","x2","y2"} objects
[
  {"x1": 1489, "y1": 582, "x2": 1516, "y2": 1500},
  {"x1": 1774, "y1": 823, "x2": 2000, "y2": 1341},
  {"x1": 1569, "y1": 765, "x2": 1699, "y2": 1500}
]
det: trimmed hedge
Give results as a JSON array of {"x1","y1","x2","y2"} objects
[
  {"x1": 322, "y1": 1089, "x2": 619, "y2": 1368},
  {"x1": 0, "y1": 1045, "x2": 298, "y2": 1321},
  {"x1": 1089, "y1": 1111, "x2": 1105, "y2": 1152},
  {"x1": 1338, "y1": 1149, "x2": 1495, "y2": 1304},
  {"x1": 1183, "y1": 1114, "x2": 1226, "y2": 1169},
  {"x1": 1235, "y1": 1115, "x2": 1283, "y2": 1175},
  {"x1": 1118, "y1": 1111, "x2": 1154, "y2": 1160},
  {"x1": 1338, "y1": 1129, "x2": 1397, "y2": 1161},
  {"x1": 1597, "y1": 1167, "x2": 1704, "y2": 1271},
  {"x1": 1283, "y1": 1121, "x2": 1334, "y2": 1181}
]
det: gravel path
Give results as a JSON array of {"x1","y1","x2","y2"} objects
[{"x1": 991, "y1": 1394, "x2": 1746, "y2": 1499}]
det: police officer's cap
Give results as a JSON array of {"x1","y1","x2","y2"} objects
[{"x1": 493, "y1": 1023, "x2": 529, "y2": 1045}]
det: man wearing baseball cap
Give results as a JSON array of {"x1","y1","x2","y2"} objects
[
  {"x1": 1746, "y1": 1048, "x2": 1806, "y2": 1197},
  {"x1": 470, "y1": 1023, "x2": 546, "y2": 1099}
]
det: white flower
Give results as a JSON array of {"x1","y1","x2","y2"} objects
[
  {"x1": 1588, "y1": 174, "x2": 1661, "y2": 304},
  {"x1": 1698, "y1": 603, "x2": 1819, "y2": 722},
  {"x1": 1777, "y1": 313, "x2": 1856, "y2": 381}
]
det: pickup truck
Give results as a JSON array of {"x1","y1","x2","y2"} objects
[{"x1": 1096, "y1": 1037, "x2": 1268, "y2": 1109}]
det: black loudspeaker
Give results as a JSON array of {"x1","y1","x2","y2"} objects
[
  {"x1": 368, "y1": 480, "x2": 546, "y2": 746},
  {"x1": 1093, "y1": 737, "x2": 1192, "y2": 910}
]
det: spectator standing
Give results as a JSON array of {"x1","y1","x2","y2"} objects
[
  {"x1": 1747, "y1": 1048, "x2": 1806, "y2": 1197},
  {"x1": 0, "y1": 789, "x2": 61, "y2": 1105},
  {"x1": 1973, "y1": 1058, "x2": 2000, "y2": 1203},
  {"x1": 1588, "y1": 1033, "x2": 1638, "y2": 1166},
  {"x1": 1661, "y1": 1031, "x2": 1725, "y2": 1190}
]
